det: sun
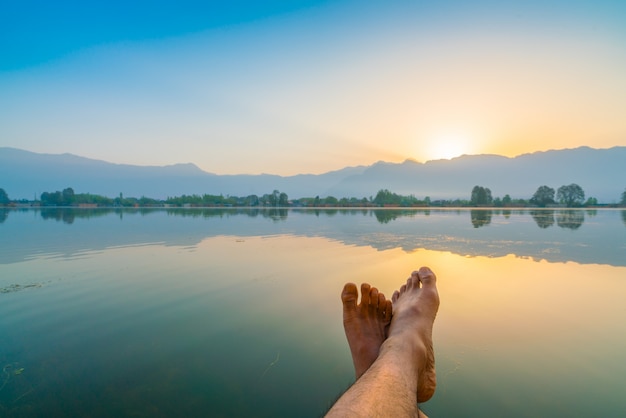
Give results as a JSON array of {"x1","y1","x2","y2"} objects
[{"x1": 425, "y1": 134, "x2": 470, "y2": 161}]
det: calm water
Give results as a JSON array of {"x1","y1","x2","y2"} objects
[{"x1": 1, "y1": 208, "x2": 625, "y2": 417}]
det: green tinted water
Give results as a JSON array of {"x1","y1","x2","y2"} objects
[{"x1": 1, "y1": 208, "x2": 625, "y2": 417}]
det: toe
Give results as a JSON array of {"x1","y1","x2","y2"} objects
[
  {"x1": 360, "y1": 283, "x2": 371, "y2": 305},
  {"x1": 409, "y1": 271, "x2": 420, "y2": 288},
  {"x1": 370, "y1": 287, "x2": 379, "y2": 308},
  {"x1": 418, "y1": 267, "x2": 437, "y2": 288},
  {"x1": 341, "y1": 283, "x2": 358, "y2": 309},
  {"x1": 383, "y1": 300, "x2": 392, "y2": 322},
  {"x1": 377, "y1": 292, "x2": 386, "y2": 312}
]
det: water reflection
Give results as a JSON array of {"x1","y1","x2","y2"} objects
[
  {"x1": 2, "y1": 225, "x2": 625, "y2": 417},
  {"x1": 31, "y1": 207, "x2": 294, "y2": 224},
  {"x1": 0, "y1": 206, "x2": 611, "y2": 234},
  {"x1": 470, "y1": 210, "x2": 492, "y2": 228},
  {"x1": 373, "y1": 209, "x2": 422, "y2": 224},
  {"x1": 530, "y1": 210, "x2": 555, "y2": 229},
  {"x1": 1, "y1": 208, "x2": 625, "y2": 267},
  {"x1": 3, "y1": 207, "x2": 611, "y2": 231},
  {"x1": 556, "y1": 210, "x2": 584, "y2": 230},
  {"x1": 267, "y1": 208, "x2": 289, "y2": 221}
]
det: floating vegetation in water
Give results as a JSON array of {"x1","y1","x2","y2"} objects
[
  {"x1": 0, "y1": 363, "x2": 20, "y2": 393},
  {"x1": 0, "y1": 283, "x2": 42, "y2": 294},
  {"x1": 261, "y1": 352, "x2": 280, "y2": 378},
  {"x1": 0, "y1": 362, "x2": 34, "y2": 413}
]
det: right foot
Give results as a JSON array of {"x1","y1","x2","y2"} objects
[
  {"x1": 341, "y1": 282, "x2": 392, "y2": 379},
  {"x1": 389, "y1": 267, "x2": 440, "y2": 403}
]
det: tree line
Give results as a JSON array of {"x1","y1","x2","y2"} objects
[
  {"x1": 1, "y1": 185, "x2": 626, "y2": 208},
  {"x1": 470, "y1": 183, "x2": 597, "y2": 207}
]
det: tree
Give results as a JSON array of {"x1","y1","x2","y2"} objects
[
  {"x1": 278, "y1": 192, "x2": 289, "y2": 206},
  {"x1": 244, "y1": 195, "x2": 259, "y2": 206},
  {"x1": 41, "y1": 191, "x2": 62, "y2": 206},
  {"x1": 621, "y1": 188, "x2": 626, "y2": 206},
  {"x1": 557, "y1": 184, "x2": 585, "y2": 207},
  {"x1": 267, "y1": 190, "x2": 281, "y2": 206},
  {"x1": 0, "y1": 188, "x2": 9, "y2": 205},
  {"x1": 373, "y1": 189, "x2": 402, "y2": 206},
  {"x1": 485, "y1": 188, "x2": 493, "y2": 205},
  {"x1": 324, "y1": 196, "x2": 338, "y2": 206},
  {"x1": 584, "y1": 197, "x2": 597, "y2": 206},
  {"x1": 530, "y1": 185, "x2": 555, "y2": 207},
  {"x1": 61, "y1": 187, "x2": 75, "y2": 206},
  {"x1": 470, "y1": 186, "x2": 493, "y2": 206}
]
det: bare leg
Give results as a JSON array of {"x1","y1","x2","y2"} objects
[
  {"x1": 341, "y1": 282, "x2": 392, "y2": 379},
  {"x1": 327, "y1": 267, "x2": 439, "y2": 418}
]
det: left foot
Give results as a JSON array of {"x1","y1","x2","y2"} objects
[
  {"x1": 389, "y1": 267, "x2": 439, "y2": 403},
  {"x1": 341, "y1": 282, "x2": 392, "y2": 378}
]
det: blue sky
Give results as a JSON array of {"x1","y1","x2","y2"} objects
[{"x1": 2, "y1": 0, "x2": 626, "y2": 174}]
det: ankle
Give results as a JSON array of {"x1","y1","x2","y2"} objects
[{"x1": 380, "y1": 334, "x2": 427, "y2": 366}]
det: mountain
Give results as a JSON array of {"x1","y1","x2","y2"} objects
[
  {"x1": 0, "y1": 147, "x2": 367, "y2": 200},
  {"x1": 1, "y1": 146, "x2": 624, "y2": 202},
  {"x1": 326, "y1": 146, "x2": 626, "y2": 202}
]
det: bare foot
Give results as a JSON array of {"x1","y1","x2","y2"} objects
[
  {"x1": 390, "y1": 267, "x2": 440, "y2": 403},
  {"x1": 341, "y1": 282, "x2": 392, "y2": 379}
]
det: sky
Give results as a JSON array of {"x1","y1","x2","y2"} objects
[{"x1": 1, "y1": 0, "x2": 626, "y2": 175}]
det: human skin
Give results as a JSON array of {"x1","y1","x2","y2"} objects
[
  {"x1": 341, "y1": 282, "x2": 392, "y2": 379},
  {"x1": 328, "y1": 267, "x2": 439, "y2": 417}
]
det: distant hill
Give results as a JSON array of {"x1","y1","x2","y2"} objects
[
  {"x1": 1, "y1": 146, "x2": 624, "y2": 202},
  {"x1": 326, "y1": 147, "x2": 626, "y2": 203}
]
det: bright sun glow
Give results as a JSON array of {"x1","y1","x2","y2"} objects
[{"x1": 426, "y1": 134, "x2": 471, "y2": 161}]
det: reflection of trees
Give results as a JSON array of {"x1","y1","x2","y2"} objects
[
  {"x1": 530, "y1": 210, "x2": 555, "y2": 229},
  {"x1": 41, "y1": 208, "x2": 76, "y2": 224},
  {"x1": 470, "y1": 210, "x2": 492, "y2": 228},
  {"x1": 372, "y1": 210, "x2": 419, "y2": 224},
  {"x1": 164, "y1": 208, "x2": 290, "y2": 221},
  {"x1": 267, "y1": 208, "x2": 288, "y2": 221},
  {"x1": 0, "y1": 209, "x2": 8, "y2": 223},
  {"x1": 621, "y1": 210, "x2": 626, "y2": 227},
  {"x1": 556, "y1": 210, "x2": 585, "y2": 230},
  {"x1": 374, "y1": 210, "x2": 401, "y2": 224},
  {"x1": 40, "y1": 208, "x2": 113, "y2": 224},
  {"x1": 166, "y1": 208, "x2": 247, "y2": 218}
]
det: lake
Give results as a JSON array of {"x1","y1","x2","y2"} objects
[{"x1": 1, "y1": 208, "x2": 625, "y2": 417}]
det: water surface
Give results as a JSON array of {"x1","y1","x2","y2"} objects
[{"x1": 1, "y1": 208, "x2": 625, "y2": 417}]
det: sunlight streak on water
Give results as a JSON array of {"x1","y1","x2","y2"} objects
[{"x1": 1, "y1": 209, "x2": 625, "y2": 417}]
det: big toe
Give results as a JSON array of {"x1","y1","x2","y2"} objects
[
  {"x1": 341, "y1": 283, "x2": 358, "y2": 309},
  {"x1": 418, "y1": 267, "x2": 437, "y2": 288}
]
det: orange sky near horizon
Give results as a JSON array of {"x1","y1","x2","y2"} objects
[{"x1": 1, "y1": 1, "x2": 625, "y2": 174}]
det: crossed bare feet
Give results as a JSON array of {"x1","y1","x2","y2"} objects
[{"x1": 341, "y1": 267, "x2": 440, "y2": 404}]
